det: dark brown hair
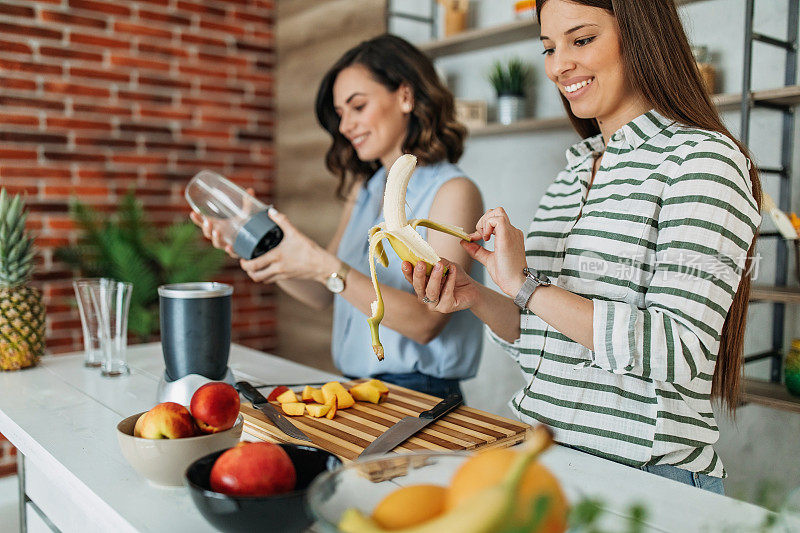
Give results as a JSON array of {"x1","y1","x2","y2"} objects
[
  {"x1": 537, "y1": 0, "x2": 762, "y2": 411},
  {"x1": 315, "y1": 34, "x2": 467, "y2": 199}
]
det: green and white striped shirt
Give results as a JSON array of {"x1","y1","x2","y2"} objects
[{"x1": 493, "y1": 110, "x2": 760, "y2": 477}]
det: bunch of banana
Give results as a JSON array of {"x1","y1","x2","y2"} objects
[
  {"x1": 367, "y1": 155, "x2": 471, "y2": 360},
  {"x1": 338, "y1": 426, "x2": 556, "y2": 533}
]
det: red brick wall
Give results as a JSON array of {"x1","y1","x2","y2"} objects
[{"x1": 0, "y1": 0, "x2": 276, "y2": 474}]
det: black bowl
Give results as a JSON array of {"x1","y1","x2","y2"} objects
[{"x1": 184, "y1": 443, "x2": 343, "y2": 533}]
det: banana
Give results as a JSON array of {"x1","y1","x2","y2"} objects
[
  {"x1": 338, "y1": 426, "x2": 556, "y2": 533},
  {"x1": 367, "y1": 154, "x2": 471, "y2": 360}
]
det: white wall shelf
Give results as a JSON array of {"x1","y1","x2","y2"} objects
[
  {"x1": 418, "y1": 0, "x2": 711, "y2": 59},
  {"x1": 467, "y1": 85, "x2": 800, "y2": 138}
]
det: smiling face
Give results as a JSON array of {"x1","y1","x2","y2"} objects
[
  {"x1": 540, "y1": 0, "x2": 649, "y2": 139},
  {"x1": 332, "y1": 64, "x2": 412, "y2": 170}
]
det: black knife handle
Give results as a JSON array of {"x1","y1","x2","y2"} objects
[
  {"x1": 236, "y1": 381, "x2": 267, "y2": 404},
  {"x1": 419, "y1": 393, "x2": 462, "y2": 420}
]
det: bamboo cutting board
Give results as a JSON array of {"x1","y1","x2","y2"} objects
[{"x1": 240, "y1": 379, "x2": 531, "y2": 462}]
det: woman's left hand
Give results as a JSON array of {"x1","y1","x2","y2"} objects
[
  {"x1": 463, "y1": 207, "x2": 528, "y2": 297},
  {"x1": 239, "y1": 208, "x2": 331, "y2": 284}
]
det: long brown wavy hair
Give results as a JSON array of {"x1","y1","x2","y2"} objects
[
  {"x1": 315, "y1": 34, "x2": 467, "y2": 199},
  {"x1": 537, "y1": 0, "x2": 762, "y2": 412}
]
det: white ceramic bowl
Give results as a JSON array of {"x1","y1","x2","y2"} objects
[{"x1": 116, "y1": 411, "x2": 243, "y2": 486}]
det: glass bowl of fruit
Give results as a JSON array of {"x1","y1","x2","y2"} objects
[
  {"x1": 306, "y1": 426, "x2": 566, "y2": 533},
  {"x1": 185, "y1": 442, "x2": 342, "y2": 533}
]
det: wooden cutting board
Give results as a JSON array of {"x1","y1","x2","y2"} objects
[{"x1": 240, "y1": 379, "x2": 531, "y2": 462}]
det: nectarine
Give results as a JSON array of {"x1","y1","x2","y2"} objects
[
  {"x1": 190, "y1": 382, "x2": 241, "y2": 434},
  {"x1": 210, "y1": 442, "x2": 296, "y2": 497},
  {"x1": 138, "y1": 402, "x2": 197, "y2": 439}
]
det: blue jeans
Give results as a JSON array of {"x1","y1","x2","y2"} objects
[
  {"x1": 348, "y1": 372, "x2": 463, "y2": 400},
  {"x1": 641, "y1": 464, "x2": 725, "y2": 495}
]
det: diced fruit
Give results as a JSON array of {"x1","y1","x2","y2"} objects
[
  {"x1": 350, "y1": 381, "x2": 389, "y2": 404},
  {"x1": 322, "y1": 381, "x2": 355, "y2": 409},
  {"x1": 266, "y1": 385, "x2": 289, "y2": 402},
  {"x1": 311, "y1": 388, "x2": 325, "y2": 404},
  {"x1": 301, "y1": 385, "x2": 320, "y2": 403},
  {"x1": 325, "y1": 396, "x2": 338, "y2": 420},
  {"x1": 367, "y1": 379, "x2": 389, "y2": 393},
  {"x1": 306, "y1": 403, "x2": 330, "y2": 418},
  {"x1": 276, "y1": 389, "x2": 299, "y2": 404},
  {"x1": 281, "y1": 402, "x2": 306, "y2": 416}
]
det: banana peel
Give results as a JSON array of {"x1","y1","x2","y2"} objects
[
  {"x1": 367, "y1": 155, "x2": 471, "y2": 360},
  {"x1": 338, "y1": 426, "x2": 555, "y2": 533}
]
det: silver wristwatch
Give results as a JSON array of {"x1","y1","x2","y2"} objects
[{"x1": 513, "y1": 268, "x2": 551, "y2": 310}]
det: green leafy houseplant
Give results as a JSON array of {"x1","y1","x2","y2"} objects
[
  {"x1": 56, "y1": 191, "x2": 226, "y2": 340},
  {"x1": 488, "y1": 57, "x2": 534, "y2": 97}
]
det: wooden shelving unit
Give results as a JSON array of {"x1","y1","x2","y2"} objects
[
  {"x1": 750, "y1": 285, "x2": 800, "y2": 304},
  {"x1": 743, "y1": 378, "x2": 800, "y2": 413}
]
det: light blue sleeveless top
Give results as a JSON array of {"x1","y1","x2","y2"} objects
[{"x1": 332, "y1": 160, "x2": 483, "y2": 379}]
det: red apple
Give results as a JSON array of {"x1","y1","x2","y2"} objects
[
  {"x1": 210, "y1": 442, "x2": 296, "y2": 497},
  {"x1": 190, "y1": 382, "x2": 241, "y2": 434},
  {"x1": 138, "y1": 402, "x2": 197, "y2": 439}
]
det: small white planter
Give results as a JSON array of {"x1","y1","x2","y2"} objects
[{"x1": 497, "y1": 94, "x2": 526, "y2": 125}]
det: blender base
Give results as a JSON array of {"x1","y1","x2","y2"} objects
[{"x1": 156, "y1": 368, "x2": 237, "y2": 406}]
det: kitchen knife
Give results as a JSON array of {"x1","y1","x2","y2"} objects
[
  {"x1": 235, "y1": 381, "x2": 312, "y2": 442},
  {"x1": 359, "y1": 393, "x2": 462, "y2": 458}
]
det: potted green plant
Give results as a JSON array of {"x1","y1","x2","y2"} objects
[
  {"x1": 488, "y1": 57, "x2": 533, "y2": 125},
  {"x1": 56, "y1": 191, "x2": 226, "y2": 341}
]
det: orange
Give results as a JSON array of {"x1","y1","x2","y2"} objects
[
  {"x1": 446, "y1": 448, "x2": 568, "y2": 533},
  {"x1": 371, "y1": 484, "x2": 448, "y2": 530}
]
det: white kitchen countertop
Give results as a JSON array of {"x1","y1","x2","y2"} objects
[{"x1": 0, "y1": 342, "x2": 787, "y2": 532}]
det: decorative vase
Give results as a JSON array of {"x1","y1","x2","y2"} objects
[{"x1": 497, "y1": 94, "x2": 525, "y2": 125}]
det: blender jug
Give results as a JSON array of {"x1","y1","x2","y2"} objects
[{"x1": 186, "y1": 170, "x2": 283, "y2": 259}]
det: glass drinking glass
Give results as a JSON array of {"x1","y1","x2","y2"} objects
[
  {"x1": 73, "y1": 278, "x2": 111, "y2": 368},
  {"x1": 89, "y1": 280, "x2": 133, "y2": 377}
]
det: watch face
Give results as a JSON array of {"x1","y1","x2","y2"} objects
[{"x1": 326, "y1": 275, "x2": 345, "y2": 293}]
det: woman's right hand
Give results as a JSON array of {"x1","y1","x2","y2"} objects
[
  {"x1": 189, "y1": 211, "x2": 239, "y2": 259},
  {"x1": 402, "y1": 258, "x2": 483, "y2": 314}
]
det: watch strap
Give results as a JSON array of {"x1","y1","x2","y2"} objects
[
  {"x1": 513, "y1": 268, "x2": 549, "y2": 310},
  {"x1": 337, "y1": 261, "x2": 351, "y2": 281}
]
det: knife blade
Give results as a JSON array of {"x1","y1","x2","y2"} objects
[
  {"x1": 235, "y1": 381, "x2": 312, "y2": 442},
  {"x1": 359, "y1": 393, "x2": 462, "y2": 458}
]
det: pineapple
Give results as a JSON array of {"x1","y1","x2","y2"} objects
[{"x1": 0, "y1": 188, "x2": 45, "y2": 371}]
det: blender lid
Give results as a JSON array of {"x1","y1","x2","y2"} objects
[{"x1": 158, "y1": 282, "x2": 233, "y2": 298}]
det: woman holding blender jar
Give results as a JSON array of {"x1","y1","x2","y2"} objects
[
  {"x1": 406, "y1": 0, "x2": 761, "y2": 493},
  {"x1": 192, "y1": 34, "x2": 484, "y2": 399}
]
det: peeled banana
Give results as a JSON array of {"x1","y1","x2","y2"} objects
[
  {"x1": 367, "y1": 155, "x2": 471, "y2": 360},
  {"x1": 338, "y1": 426, "x2": 556, "y2": 533}
]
